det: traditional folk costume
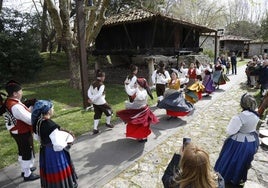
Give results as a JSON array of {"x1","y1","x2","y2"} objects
[
  {"x1": 151, "y1": 61, "x2": 170, "y2": 101},
  {"x1": 117, "y1": 78, "x2": 159, "y2": 142},
  {"x1": 214, "y1": 94, "x2": 259, "y2": 186},
  {"x1": 124, "y1": 64, "x2": 138, "y2": 102},
  {"x1": 4, "y1": 80, "x2": 38, "y2": 181},
  {"x1": 202, "y1": 66, "x2": 215, "y2": 95},
  {"x1": 213, "y1": 63, "x2": 229, "y2": 87},
  {"x1": 184, "y1": 63, "x2": 204, "y2": 103},
  {"x1": 32, "y1": 100, "x2": 78, "y2": 188},
  {"x1": 157, "y1": 75, "x2": 194, "y2": 117},
  {"x1": 88, "y1": 70, "x2": 113, "y2": 134}
]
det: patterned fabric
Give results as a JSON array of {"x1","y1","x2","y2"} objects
[{"x1": 38, "y1": 119, "x2": 78, "y2": 188}]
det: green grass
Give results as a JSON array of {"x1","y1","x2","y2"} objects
[
  {"x1": 0, "y1": 55, "x2": 255, "y2": 169},
  {"x1": 0, "y1": 52, "x2": 158, "y2": 169}
]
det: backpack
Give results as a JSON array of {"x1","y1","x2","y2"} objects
[
  {"x1": 0, "y1": 93, "x2": 36, "y2": 130},
  {"x1": 0, "y1": 92, "x2": 17, "y2": 130}
]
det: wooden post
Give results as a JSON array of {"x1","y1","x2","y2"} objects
[{"x1": 148, "y1": 58, "x2": 154, "y2": 86}]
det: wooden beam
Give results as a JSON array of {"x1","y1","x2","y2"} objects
[
  {"x1": 123, "y1": 24, "x2": 134, "y2": 48},
  {"x1": 151, "y1": 19, "x2": 157, "y2": 48}
]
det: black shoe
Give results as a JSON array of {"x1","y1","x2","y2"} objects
[
  {"x1": 24, "y1": 173, "x2": 40, "y2": 181},
  {"x1": 21, "y1": 167, "x2": 37, "y2": 177},
  {"x1": 92, "y1": 129, "x2": 99, "y2": 135},
  {"x1": 105, "y1": 123, "x2": 114, "y2": 128},
  {"x1": 138, "y1": 139, "x2": 147, "y2": 143}
]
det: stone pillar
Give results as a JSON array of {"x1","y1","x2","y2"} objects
[{"x1": 148, "y1": 58, "x2": 155, "y2": 86}]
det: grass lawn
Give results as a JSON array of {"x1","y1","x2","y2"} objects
[
  {"x1": 0, "y1": 52, "x2": 158, "y2": 169},
  {"x1": 0, "y1": 55, "x2": 258, "y2": 169}
]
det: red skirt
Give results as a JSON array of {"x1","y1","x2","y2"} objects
[
  {"x1": 116, "y1": 106, "x2": 159, "y2": 139},
  {"x1": 166, "y1": 110, "x2": 190, "y2": 117}
]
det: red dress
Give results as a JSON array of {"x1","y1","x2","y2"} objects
[
  {"x1": 117, "y1": 85, "x2": 159, "y2": 140},
  {"x1": 117, "y1": 106, "x2": 159, "y2": 139}
]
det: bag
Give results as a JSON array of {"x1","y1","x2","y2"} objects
[{"x1": 3, "y1": 110, "x2": 17, "y2": 131}]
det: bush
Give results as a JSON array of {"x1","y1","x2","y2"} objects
[{"x1": 0, "y1": 8, "x2": 43, "y2": 84}]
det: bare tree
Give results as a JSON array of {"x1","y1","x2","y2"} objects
[
  {"x1": 170, "y1": 0, "x2": 227, "y2": 28},
  {"x1": 45, "y1": 0, "x2": 110, "y2": 89}
]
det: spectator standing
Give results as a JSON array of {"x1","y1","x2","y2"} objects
[
  {"x1": 4, "y1": 80, "x2": 39, "y2": 181},
  {"x1": 231, "y1": 52, "x2": 237, "y2": 75},
  {"x1": 214, "y1": 93, "x2": 260, "y2": 187},
  {"x1": 31, "y1": 100, "x2": 78, "y2": 188}
]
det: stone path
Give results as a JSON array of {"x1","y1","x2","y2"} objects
[{"x1": 104, "y1": 69, "x2": 268, "y2": 188}]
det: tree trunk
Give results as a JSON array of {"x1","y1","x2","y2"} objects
[
  {"x1": 64, "y1": 44, "x2": 81, "y2": 89},
  {"x1": 40, "y1": 1, "x2": 49, "y2": 52}
]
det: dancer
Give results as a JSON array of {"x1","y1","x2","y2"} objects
[
  {"x1": 116, "y1": 78, "x2": 159, "y2": 142},
  {"x1": 88, "y1": 70, "x2": 114, "y2": 135},
  {"x1": 202, "y1": 63, "x2": 216, "y2": 96},
  {"x1": 31, "y1": 100, "x2": 78, "y2": 188},
  {"x1": 124, "y1": 64, "x2": 138, "y2": 102},
  {"x1": 151, "y1": 61, "x2": 170, "y2": 102},
  {"x1": 184, "y1": 62, "x2": 204, "y2": 103},
  {"x1": 214, "y1": 93, "x2": 260, "y2": 187},
  {"x1": 157, "y1": 71, "x2": 194, "y2": 118}
]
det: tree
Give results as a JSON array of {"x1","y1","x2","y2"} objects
[
  {"x1": 226, "y1": 20, "x2": 261, "y2": 40},
  {"x1": 45, "y1": 0, "x2": 110, "y2": 89},
  {"x1": 261, "y1": 13, "x2": 268, "y2": 41},
  {"x1": 169, "y1": 0, "x2": 227, "y2": 28},
  {"x1": 0, "y1": 8, "x2": 43, "y2": 82}
]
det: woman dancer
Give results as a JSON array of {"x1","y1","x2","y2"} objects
[
  {"x1": 117, "y1": 78, "x2": 159, "y2": 142},
  {"x1": 31, "y1": 100, "x2": 78, "y2": 188},
  {"x1": 202, "y1": 63, "x2": 216, "y2": 96},
  {"x1": 184, "y1": 62, "x2": 204, "y2": 103},
  {"x1": 214, "y1": 93, "x2": 260, "y2": 187},
  {"x1": 157, "y1": 72, "x2": 194, "y2": 118},
  {"x1": 124, "y1": 64, "x2": 138, "y2": 102}
]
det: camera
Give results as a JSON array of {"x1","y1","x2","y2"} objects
[{"x1": 183, "y1": 137, "x2": 191, "y2": 149}]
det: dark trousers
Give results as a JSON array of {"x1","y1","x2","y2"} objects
[
  {"x1": 93, "y1": 103, "x2": 113, "y2": 119},
  {"x1": 156, "y1": 84, "x2": 166, "y2": 97},
  {"x1": 11, "y1": 131, "x2": 34, "y2": 160},
  {"x1": 232, "y1": 63, "x2": 237, "y2": 74}
]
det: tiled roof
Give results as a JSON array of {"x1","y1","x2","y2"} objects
[
  {"x1": 104, "y1": 8, "x2": 216, "y2": 32},
  {"x1": 220, "y1": 35, "x2": 251, "y2": 41},
  {"x1": 105, "y1": 9, "x2": 155, "y2": 25}
]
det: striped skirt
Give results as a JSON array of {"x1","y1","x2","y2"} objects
[{"x1": 39, "y1": 145, "x2": 78, "y2": 188}]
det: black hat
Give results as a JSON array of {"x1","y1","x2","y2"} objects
[{"x1": 5, "y1": 80, "x2": 22, "y2": 96}]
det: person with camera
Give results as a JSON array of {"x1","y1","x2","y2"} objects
[{"x1": 162, "y1": 139, "x2": 224, "y2": 188}]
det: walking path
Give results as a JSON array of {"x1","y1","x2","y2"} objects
[{"x1": 0, "y1": 65, "x2": 268, "y2": 188}]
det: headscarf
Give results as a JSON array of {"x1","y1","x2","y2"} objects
[
  {"x1": 31, "y1": 100, "x2": 53, "y2": 126},
  {"x1": 240, "y1": 93, "x2": 258, "y2": 115},
  {"x1": 5, "y1": 80, "x2": 22, "y2": 96},
  {"x1": 137, "y1": 78, "x2": 153, "y2": 99}
]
